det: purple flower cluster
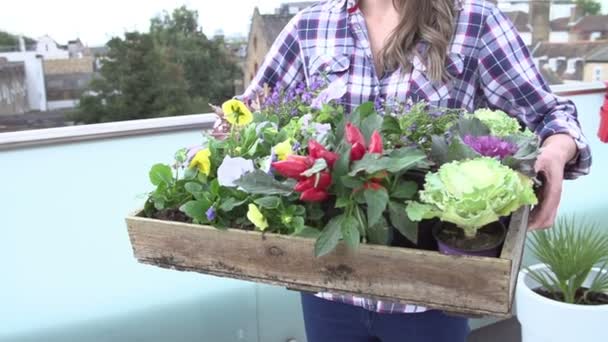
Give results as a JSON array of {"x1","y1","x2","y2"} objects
[
  {"x1": 261, "y1": 78, "x2": 325, "y2": 112},
  {"x1": 463, "y1": 135, "x2": 517, "y2": 159}
]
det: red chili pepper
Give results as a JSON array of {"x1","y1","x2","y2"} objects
[
  {"x1": 300, "y1": 188, "x2": 329, "y2": 202},
  {"x1": 307, "y1": 140, "x2": 339, "y2": 168},
  {"x1": 272, "y1": 155, "x2": 311, "y2": 179},
  {"x1": 363, "y1": 182, "x2": 384, "y2": 191},
  {"x1": 350, "y1": 143, "x2": 367, "y2": 161},
  {"x1": 346, "y1": 123, "x2": 366, "y2": 146},
  {"x1": 294, "y1": 178, "x2": 315, "y2": 192},
  {"x1": 368, "y1": 130, "x2": 383, "y2": 154},
  {"x1": 370, "y1": 171, "x2": 388, "y2": 182},
  {"x1": 294, "y1": 171, "x2": 332, "y2": 192},
  {"x1": 314, "y1": 171, "x2": 332, "y2": 190}
]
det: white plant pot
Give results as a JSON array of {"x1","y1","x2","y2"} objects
[{"x1": 516, "y1": 264, "x2": 608, "y2": 342}]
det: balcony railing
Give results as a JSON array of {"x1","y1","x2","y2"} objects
[{"x1": 1, "y1": 82, "x2": 606, "y2": 342}]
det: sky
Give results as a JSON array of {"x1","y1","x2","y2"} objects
[
  {"x1": 0, "y1": 0, "x2": 290, "y2": 46},
  {"x1": 1, "y1": 0, "x2": 608, "y2": 47}
]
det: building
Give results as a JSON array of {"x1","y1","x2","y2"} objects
[
  {"x1": 0, "y1": 49, "x2": 47, "y2": 112},
  {"x1": 43, "y1": 57, "x2": 96, "y2": 110},
  {"x1": 532, "y1": 41, "x2": 608, "y2": 83},
  {"x1": 497, "y1": 0, "x2": 576, "y2": 21},
  {"x1": 584, "y1": 45, "x2": 608, "y2": 81},
  {"x1": 244, "y1": 2, "x2": 315, "y2": 88},
  {"x1": 0, "y1": 58, "x2": 27, "y2": 115},
  {"x1": 35, "y1": 35, "x2": 70, "y2": 60},
  {"x1": 569, "y1": 15, "x2": 608, "y2": 41}
]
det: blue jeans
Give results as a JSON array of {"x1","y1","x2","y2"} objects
[{"x1": 301, "y1": 293, "x2": 469, "y2": 342}]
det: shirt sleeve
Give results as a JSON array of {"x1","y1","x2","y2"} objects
[
  {"x1": 477, "y1": 6, "x2": 591, "y2": 179},
  {"x1": 238, "y1": 15, "x2": 304, "y2": 102}
]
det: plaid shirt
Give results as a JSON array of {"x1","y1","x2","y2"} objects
[{"x1": 242, "y1": 0, "x2": 591, "y2": 313}]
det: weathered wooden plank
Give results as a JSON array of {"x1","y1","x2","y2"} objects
[
  {"x1": 500, "y1": 206, "x2": 529, "y2": 308},
  {"x1": 126, "y1": 214, "x2": 515, "y2": 316}
]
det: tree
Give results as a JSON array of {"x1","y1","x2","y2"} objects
[
  {"x1": 150, "y1": 6, "x2": 241, "y2": 104},
  {"x1": 575, "y1": 0, "x2": 602, "y2": 16},
  {"x1": 73, "y1": 32, "x2": 191, "y2": 123},
  {"x1": 0, "y1": 31, "x2": 35, "y2": 51},
  {"x1": 74, "y1": 6, "x2": 241, "y2": 124}
]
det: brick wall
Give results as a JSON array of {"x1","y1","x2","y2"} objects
[
  {"x1": 43, "y1": 57, "x2": 95, "y2": 75},
  {"x1": 244, "y1": 12, "x2": 271, "y2": 90}
]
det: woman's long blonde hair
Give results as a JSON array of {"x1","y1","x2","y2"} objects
[{"x1": 380, "y1": 0, "x2": 456, "y2": 81}]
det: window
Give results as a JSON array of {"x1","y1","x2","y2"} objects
[
  {"x1": 253, "y1": 36, "x2": 257, "y2": 52},
  {"x1": 254, "y1": 62, "x2": 258, "y2": 74},
  {"x1": 594, "y1": 66, "x2": 603, "y2": 81}
]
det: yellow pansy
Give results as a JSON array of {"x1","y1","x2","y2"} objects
[
  {"x1": 247, "y1": 204, "x2": 269, "y2": 231},
  {"x1": 222, "y1": 99, "x2": 253, "y2": 126},
  {"x1": 189, "y1": 148, "x2": 211, "y2": 175},
  {"x1": 273, "y1": 139, "x2": 292, "y2": 161}
]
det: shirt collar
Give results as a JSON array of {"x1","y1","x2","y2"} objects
[{"x1": 330, "y1": 0, "x2": 463, "y2": 13}]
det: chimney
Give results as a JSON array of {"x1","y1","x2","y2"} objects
[
  {"x1": 18, "y1": 36, "x2": 26, "y2": 52},
  {"x1": 570, "y1": 4, "x2": 585, "y2": 24},
  {"x1": 568, "y1": 4, "x2": 585, "y2": 41},
  {"x1": 530, "y1": 0, "x2": 550, "y2": 45}
]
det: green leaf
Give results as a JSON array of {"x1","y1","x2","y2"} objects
[
  {"x1": 367, "y1": 216, "x2": 390, "y2": 245},
  {"x1": 364, "y1": 187, "x2": 389, "y2": 227},
  {"x1": 350, "y1": 102, "x2": 375, "y2": 125},
  {"x1": 349, "y1": 148, "x2": 426, "y2": 175},
  {"x1": 210, "y1": 179, "x2": 220, "y2": 196},
  {"x1": 174, "y1": 148, "x2": 188, "y2": 163},
  {"x1": 388, "y1": 201, "x2": 418, "y2": 243},
  {"x1": 292, "y1": 227, "x2": 321, "y2": 239},
  {"x1": 183, "y1": 167, "x2": 198, "y2": 180},
  {"x1": 254, "y1": 196, "x2": 282, "y2": 209},
  {"x1": 293, "y1": 205, "x2": 306, "y2": 216},
  {"x1": 219, "y1": 198, "x2": 247, "y2": 212},
  {"x1": 315, "y1": 215, "x2": 344, "y2": 257},
  {"x1": 391, "y1": 181, "x2": 418, "y2": 199},
  {"x1": 453, "y1": 117, "x2": 491, "y2": 138},
  {"x1": 341, "y1": 216, "x2": 361, "y2": 249},
  {"x1": 405, "y1": 201, "x2": 435, "y2": 222},
  {"x1": 291, "y1": 216, "x2": 305, "y2": 231},
  {"x1": 360, "y1": 113, "x2": 383, "y2": 142},
  {"x1": 180, "y1": 200, "x2": 209, "y2": 222},
  {"x1": 340, "y1": 176, "x2": 364, "y2": 189},
  {"x1": 185, "y1": 182, "x2": 204, "y2": 198},
  {"x1": 150, "y1": 164, "x2": 173, "y2": 186},
  {"x1": 332, "y1": 145, "x2": 351, "y2": 178},
  {"x1": 430, "y1": 135, "x2": 450, "y2": 165},
  {"x1": 234, "y1": 170, "x2": 295, "y2": 195},
  {"x1": 382, "y1": 116, "x2": 401, "y2": 135},
  {"x1": 446, "y1": 136, "x2": 480, "y2": 162},
  {"x1": 353, "y1": 205, "x2": 367, "y2": 237},
  {"x1": 334, "y1": 196, "x2": 351, "y2": 208},
  {"x1": 301, "y1": 158, "x2": 328, "y2": 178}
]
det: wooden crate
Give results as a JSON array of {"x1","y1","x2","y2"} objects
[{"x1": 125, "y1": 206, "x2": 529, "y2": 317}]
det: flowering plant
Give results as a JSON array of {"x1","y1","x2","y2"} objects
[{"x1": 143, "y1": 82, "x2": 538, "y2": 257}]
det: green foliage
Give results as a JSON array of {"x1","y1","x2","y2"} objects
[
  {"x1": 575, "y1": 0, "x2": 602, "y2": 15},
  {"x1": 73, "y1": 6, "x2": 241, "y2": 123},
  {"x1": 527, "y1": 216, "x2": 608, "y2": 304},
  {"x1": 384, "y1": 102, "x2": 460, "y2": 151}
]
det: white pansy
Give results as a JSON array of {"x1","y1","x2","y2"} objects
[{"x1": 217, "y1": 156, "x2": 255, "y2": 187}]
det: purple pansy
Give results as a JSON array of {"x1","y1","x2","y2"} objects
[
  {"x1": 310, "y1": 79, "x2": 347, "y2": 110},
  {"x1": 463, "y1": 135, "x2": 518, "y2": 159},
  {"x1": 206, "y1": 207, "x2": 216, "y2": 221}
]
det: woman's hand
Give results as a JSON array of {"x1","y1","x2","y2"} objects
[{"x1": 528, "y1": 134, "x2": 578, "y2": 230}]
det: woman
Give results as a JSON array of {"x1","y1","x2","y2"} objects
[{"x1": 239, "y1": 0, "x2": 591, "y2": 341}]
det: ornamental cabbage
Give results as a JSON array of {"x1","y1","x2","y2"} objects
[
  {"x1": 406, "y1": 157, "x2": 537, "y2": 238},
  {"x1": 469, "y1": 109, "x2": 531, "y2": 137}
]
